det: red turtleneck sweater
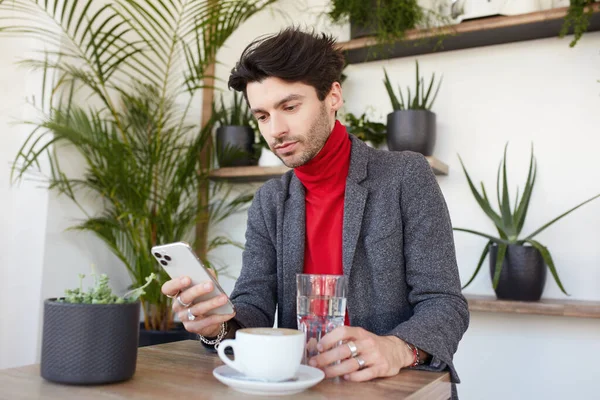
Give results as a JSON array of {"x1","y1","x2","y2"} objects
[{"x1": 295, "y1": 120, "x2": 351, "y2": 324}]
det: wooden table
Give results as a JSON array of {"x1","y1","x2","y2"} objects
[{"x1": 0, "y1": 340, "x2": 450, "y2": 399}]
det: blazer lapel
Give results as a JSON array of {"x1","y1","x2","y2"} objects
[
  {"x1": 283, "y1": 174, "x2": 306, "y2": 292},
  {"x1": 342, "y1": 136, "x2": 369, "y2": 278}
]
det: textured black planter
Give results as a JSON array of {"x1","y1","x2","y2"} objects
[
  {"x1": 489, "y1": 244, "x2": 547, "y2": 301},
  {"x1": 350, "y1": 20, "x2": 376, "y2": 40},
  {"x1": 138, "y1": 322, "x2": 196, "y2": 347},
  {"x1": 386, "y1": 110, "x2": 436, "y2": 156},
  {"x1": 41, "y1": 299, "x2": 140, "y2": 384},
  {"x1": 216, "y1": 125, "x2": 257, "y2": 167}
]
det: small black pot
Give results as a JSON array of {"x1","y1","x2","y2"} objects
[
  {"x1": 216, "y1": 125, "x2": 257, "y2": 167},
  {"x1": 489, "y1": 244, "x2": 547, "y2": 301},
  {"x1": 350, "y1": 20, "x2": 376, "y2": 40},
  {"x1": 138, "y1": 322, "x2": 196, "y2": 347},
  {"x1": 41, "y1": 299, "x2": 140, "y2": 385},
  {"x1": 349, "y1": 0, "x2": 378, "y2": 39},
  {"x1": 386, "y1": 110, "x2": 436, "y2": 156}
]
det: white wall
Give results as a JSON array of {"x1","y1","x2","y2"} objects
[
  {"x1": 0, "y1": 33, "x2": 50, "y2": 369},
  {"x1": 0, "y1": 4, "x2": 136, "y2": 369},
  {"x1": 2, "y1": 1, "x2": 600, "y2": 399}
]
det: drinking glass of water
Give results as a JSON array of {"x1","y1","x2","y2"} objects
[{"x1": 296, "y1": 274, "x2": 347, "y2": 364}]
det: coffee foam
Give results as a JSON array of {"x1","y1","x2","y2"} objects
[{"x1": 241, "y1": 328, "x2": 302, "y2": 336}]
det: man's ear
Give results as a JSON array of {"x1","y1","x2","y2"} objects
[{"x1": 328, "y1": 82, "x2": 343, "y2": 113}]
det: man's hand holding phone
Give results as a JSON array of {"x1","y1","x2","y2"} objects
[
  {"x1": 161, "y1": 275, "x2": 236, "y2": 338},
  {"x1": 153, "y1": 242, "x2": 236, "y2": 340}
]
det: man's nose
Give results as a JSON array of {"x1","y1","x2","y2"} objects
[{"x1": 269, "y1": 114, "x2": 288, "y2": 139}]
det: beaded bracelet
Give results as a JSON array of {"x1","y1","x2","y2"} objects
[{"x1": 406, "y1": 342, "x2": 420, "y2": 367}]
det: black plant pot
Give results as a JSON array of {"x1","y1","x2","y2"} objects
[
  {"x1": 350, "y1": 20, "x2": 376, "y2": 40},
  {"x1": 489, "y1": 244, "x2": 547, "y2": 301},
  {"x1": 41, "y1": 299, "x2": 140, "y2": 385},
  {"x1": 216, "y1": 126, "x2": 257, "y2": 167},
  {"x1": 386, "y1": 110, "x2": 436, "y2": 156},
  {"x1": 349, "y1": 0, "x2": 378, "y2": 39},
  {"x1": 138, "y1": 322, "x2": 197, "y2": 347}
]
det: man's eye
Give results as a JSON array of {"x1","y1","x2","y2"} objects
[
  {"x1": 285, "y1": 105, "x2": 296, "y2": 111},
  {"x1": 257, "y1": 115, "x2": 267, "y2": 122}
]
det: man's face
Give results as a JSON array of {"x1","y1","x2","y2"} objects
[{"x1": 246, "y1": 77, "x2": 342, "y2": 168}]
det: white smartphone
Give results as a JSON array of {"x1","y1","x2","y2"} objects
[{"x1": 151, "y1": 241, "x2": 235, "y2": 315}]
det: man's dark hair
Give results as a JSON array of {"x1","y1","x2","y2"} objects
[{"x1": 228, "y1": 27, "x2": 345, "y2": 101}]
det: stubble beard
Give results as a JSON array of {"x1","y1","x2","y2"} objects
[{"x1": 275, "y1": 104, "x2": 331, "y2": 168}]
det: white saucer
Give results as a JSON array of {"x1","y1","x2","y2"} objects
[{"x1": 213, "y1": 364, "x2": 325, "y2": 396}]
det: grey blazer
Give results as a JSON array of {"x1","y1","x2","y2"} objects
[{"x1": 229, "y1": 135, "x2": 469, "y2": 387}]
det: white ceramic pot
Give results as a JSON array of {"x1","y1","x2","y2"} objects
[
  {"x1": 498, "y1": 0, "x2": 568, "y2": 16},
  {"x1": 258, "y1": 148, "x2": 284, "y2": 167},
  {"x1": 457, "y1": 0, "x2": 503, "y2": 20},
  {"x1": 535, "y1": 0, "x2": 569, "y2": 11},
  {"x1": 417, "y1": 0, "x2": 465, "y2": 26}
]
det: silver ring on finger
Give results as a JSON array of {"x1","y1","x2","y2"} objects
[
  {"x1": 353, "y1": 356, "x2": 366, "y2": 370},
  {"x1": 187, "y1": 308, "x2": 196, "y2": 321},
  {"x1": 177, "y1": 295, "x2": 191, "y2": 308},
  {"x1": 346, "y1": 341, "x2": 358, "y2": 358},
  {"x1": 166, "y1": 290, "x2": 180, "y2": 299}
]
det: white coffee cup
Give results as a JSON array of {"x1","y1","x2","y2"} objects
[{"x1": 217, "y1": 328, "x2": 305, "y2": 382}]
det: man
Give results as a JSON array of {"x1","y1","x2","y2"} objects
[{"x1": 162, "y1": 27, "x2": 469, "y2": 396}]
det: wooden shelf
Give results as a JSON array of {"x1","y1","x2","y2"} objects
[
  {"x1": 339, "y1": 5, "x2": 600, "y2": 64},
  {"x1": 209, "y1": 165, "x2": 290, "y2": 182},
  {"x1": 426, "y1": 157, "x2": 449, "y2": 176},
  {"x1": 466, "y1": 294, "x2": 600, "y2": 319},
  {"x1": 209, "y1": 156, "x2": 449, "y2": 182}
]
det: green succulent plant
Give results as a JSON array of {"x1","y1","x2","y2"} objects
[
  {"x1": 63, "y1": 273, "x2": 156, "y2": 304},
  {"x1": 455, "y1": 143, "x2": 600, "y2": 294},
  {"x1": 383, "y1": 61, "x2": 442, "y2": 111}
]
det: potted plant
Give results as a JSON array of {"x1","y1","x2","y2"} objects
[
  {"x1": 342, "y1": 112, "x2": 387, "y2": 148},
  {"x1": 41, "y1": 273, "x2": 154, "y2": 384},
  {"x1": 214, "y1": 91, "x2": 258, "y2": 167},
  {"x1": 382, "y1": 60, "x2": 442, "y2": 156},
  {"x1": 327, "y1": 0, "x2": 453, "y2": 43},
  {"x1": 455, "y1": 144, "x2": 600, "y2": 301},
  {"x1": 559, "y1": 0, "x2": 598, "y2": 47},
  {"x1": 2, "y1": 0, "x2": 271, "y2": 344}
]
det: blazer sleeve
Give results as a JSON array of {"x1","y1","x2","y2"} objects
[
  {"x1": 386, "y1": 152, "x2": 470, "y2": 383},
  {"x1": 228, "y1": 184, "x2": 278, "y2": 329}
]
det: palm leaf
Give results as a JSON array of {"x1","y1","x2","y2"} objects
[{"x1": 3, "y1": 0, "x2": 275, "y2": 331}]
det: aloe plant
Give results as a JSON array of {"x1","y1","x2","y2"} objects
[
  {"x1": 455, "y1": 143, "x2": 600, "y2": 295},
  {"x1": 382, "y1": 61, "x2": 442, "y2": 111}
]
